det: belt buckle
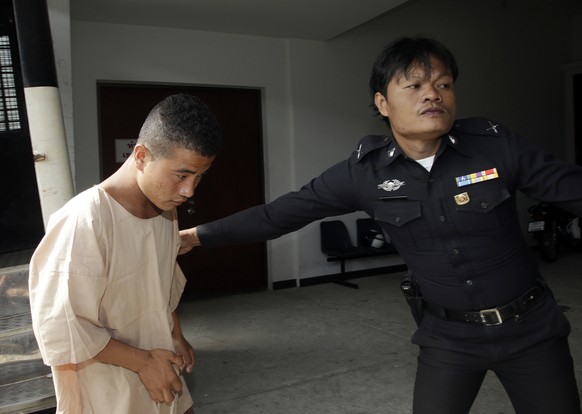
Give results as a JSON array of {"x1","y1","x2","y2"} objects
[{"x1": 479, "y1": 308, "x2": 502, "y2": 326}]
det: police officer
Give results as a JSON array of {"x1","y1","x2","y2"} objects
[{"x1": 180, "y1": 37, "x2": 582, "y2": 413}]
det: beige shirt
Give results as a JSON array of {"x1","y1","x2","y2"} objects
[{"x1": 29, "y1": 186, "x2": 193, "y2": 414}]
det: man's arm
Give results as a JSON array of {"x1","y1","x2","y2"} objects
[
  {"x1": 179, "y1": 159, "x2": 361, "y2": 253},
  {"x1": 93, "y1": 337, "x2": 185, "y2": 404},
  {"x1": 171, "y1": 310, "x2": 195, "y2": 373},
  {"x1": 506, "y1": 130, "x2": 582, "y2": 216}
]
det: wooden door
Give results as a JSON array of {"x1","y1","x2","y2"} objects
[{"x1": 98, "y1": 83, "x2": 266, "y2": 299}]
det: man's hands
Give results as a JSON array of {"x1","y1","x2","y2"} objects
[
  {"x1": 172, "y1": 311, "x2": 195, "y2": 375},
  {"x1": 94, "y1": 338, "x2": 190, "y2": 405},
  {"x1": 173, "y1": 333, "x2": 195, "y2": 374},
  {"x1": 178, "y1": 227, "x2": 201, "y2": 255},
  {"x1": 137, "y1": 349, "x2": 185, "y2": 404}
]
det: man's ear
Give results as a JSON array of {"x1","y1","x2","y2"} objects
[
  {"x1": 133, "y1": 144, "x2": 149, "y2": 171},
  {"x1": 374, "y1": 92, "x2": 390, "y2": 118}
]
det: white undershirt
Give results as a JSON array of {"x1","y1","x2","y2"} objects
[{"x1": 416, "y1": 155, "x2": 435, "y2": 171}]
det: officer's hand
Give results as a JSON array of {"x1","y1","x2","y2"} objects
[{"x1": 179, "y1": 228, "x2": 201, "y2": 255}]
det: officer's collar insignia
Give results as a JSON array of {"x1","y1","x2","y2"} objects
[
  {"x1": 454, "y1": 192, "x2": 470, "y2": 205},
  {"x1": 387, "y1": 148, "x2": 396, "y2": 158},
  {"x1": 486, "y1": 121, "x2": 499, "y2": 134},
  {"x1": 455, "y1": 168, "x2": 499, "y2": 187},
  {"x1": 448, "y1": 135, "x2": 456, "y2": 144},
  {"x1": 378, "y1": 179, "x2": 405, "y2": 192}
]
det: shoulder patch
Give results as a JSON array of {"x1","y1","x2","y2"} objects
[
  {"x1": 454, "y1": 117, "x2": 509, "y2": 137},
  {"x1": 353, "y1": 135, "x2": 390, "y2": 161}
]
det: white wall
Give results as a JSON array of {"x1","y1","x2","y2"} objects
[
  {"x1": 47, "y1": 0, "x2": 74, "y2": 179},
  {"x1": 68, "y1": 0, "x2": 582, "y2": 285}
]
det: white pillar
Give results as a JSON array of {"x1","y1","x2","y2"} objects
[
  {"x1": 24, "y1": 87, "x2": 74, "y2": 227},
  {"x1": 14, "y1": 0, "x2": 74, "y2": 227}
]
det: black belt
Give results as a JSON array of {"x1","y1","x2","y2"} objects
[{"x1": 425, "y1": 283, "x2": 547, "y2": 326}]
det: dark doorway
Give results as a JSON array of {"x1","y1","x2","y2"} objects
[
  {"x1": 97, "y1": 83, "x2": 267, "y2": 299},
  {"x1": 0, "y1": 0, "x2": 44, "y2": 259},
  {"x1": 573, "y1": 72, "x2": 582, "y2": 166}
]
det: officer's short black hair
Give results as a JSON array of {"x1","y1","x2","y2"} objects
[
  {"x1": 369, "y1": 36, "x2": 459, "y2": 119},
  {"x1": 138, "y1": 93, "x2": 222, "y2": 159}
]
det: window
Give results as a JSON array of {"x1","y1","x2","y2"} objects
[{"x1": 0, "y1": 34, "x2": 21, "y2": 132}]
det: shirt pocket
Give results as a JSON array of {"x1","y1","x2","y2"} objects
[
  {"x1": 373, "y1": 200, "x2": 433, "y2": 251},
  {"x1": 453, "y1": 183, "x2": 512, "y2": 235}
]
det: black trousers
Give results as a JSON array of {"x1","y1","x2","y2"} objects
[{"x1": 413, "y1": 336, "x2": 581, "y2": 414}]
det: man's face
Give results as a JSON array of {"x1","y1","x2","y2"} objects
[
  {"x1": 374, "y1": 56, "x2": 456, "y2": 145},
  {"x1": 137, "y1": 145, "x2": 215, "y2": 212}
]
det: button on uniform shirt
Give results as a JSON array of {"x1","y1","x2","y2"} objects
[{"x1": 197, "y1": 117, "x2": 582, "y2": 355}]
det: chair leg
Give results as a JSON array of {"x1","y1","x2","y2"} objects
[{"x1": 332, "y1": 259, "x2": 359, "y2": 289}]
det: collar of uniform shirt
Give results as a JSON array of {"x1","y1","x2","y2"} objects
[
  {"x1": 374, "y1": 131, "x2": 467, "y2": 169},
  {"x1": 441, "y1": 133, "x2": 470, "y2": 158},
  {"x1": 374, "y1": 136, "x2": 405, "y2": 168}
]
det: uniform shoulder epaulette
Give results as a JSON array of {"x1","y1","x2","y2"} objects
[
  {"x1": 454, "y1": 117, "x2": 509, "y2": 137},
  {"x1": 353, "y1": 134, "x2": 390, "y2": 161}
]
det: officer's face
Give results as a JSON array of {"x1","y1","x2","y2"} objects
[{"x1": 374, "y1": 56, "x2": 456, "y2": 151}]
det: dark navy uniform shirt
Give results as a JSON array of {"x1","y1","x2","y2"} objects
[{"x1": 198, "y1": 117, "x2": 582, "y2": 353}]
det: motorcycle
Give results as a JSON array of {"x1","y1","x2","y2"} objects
[{"x1": 527, "y1": 203, "x2": 581, "y2": 262}]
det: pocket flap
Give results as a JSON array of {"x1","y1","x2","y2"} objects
[
  {"x1": 374, "y1": 200, "x2": 421, "y2": 227},
  {"x1": 455, "y1": 185, "x2": 510, "y2": 214}
]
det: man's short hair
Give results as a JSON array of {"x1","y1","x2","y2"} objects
[
  {"x1": 369, "y1": 36, "x2": 459, "y2": 118},
  {"x1": 138, "y1": 93, "x2": 222, "y2": 159}
]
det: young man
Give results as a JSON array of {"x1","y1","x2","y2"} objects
[
  {"x1": 179, "y1": 37, "x2": 582, "y2": 413},
  {"x1": 29, "y1": 94, "x2": 221, "y2": 414}
]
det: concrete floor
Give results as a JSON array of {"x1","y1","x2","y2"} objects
[{"x1": 177, "y1": 251, "x2": 582, "y2": 414}]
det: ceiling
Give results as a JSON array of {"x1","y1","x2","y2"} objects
[{"x1": 70, "y1": 0, "x2": 409, "y2": 41}]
